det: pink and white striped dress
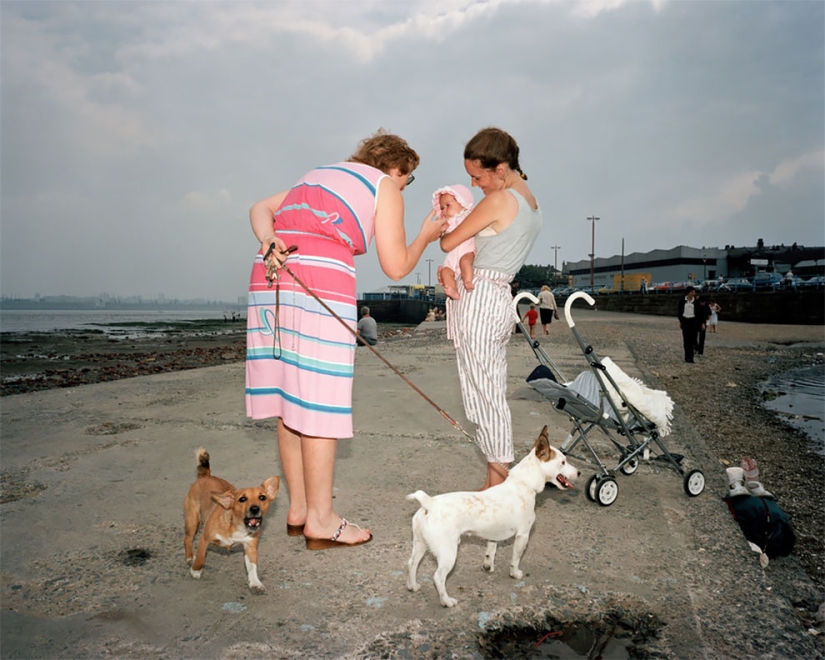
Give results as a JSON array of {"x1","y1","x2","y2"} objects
[{"x1": 245, "y1": 162, "x2": 387, "y2": 438}]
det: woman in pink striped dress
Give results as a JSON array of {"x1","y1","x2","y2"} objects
[{"x1": 247, "y1": 131, "x2": 446, "y2": 549}]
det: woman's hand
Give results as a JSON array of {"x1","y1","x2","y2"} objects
[
  {"x1": 374, "y1": 178, "x2": 446, "y2": 281},
  {"x1": 419, "y1": 209, "x2": 447, "y2": 244},
  {"x1": 260, "y1": 235, "x2": 290, "y2": 280}
]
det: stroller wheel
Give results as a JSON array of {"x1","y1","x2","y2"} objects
[
  {"x1": 619, "y1": 457, "x2": 639, "y2": 475},
  {"x1": 683, "y1": 469, "x2": 705, "y2": 497},
  {"x1": 586, "y1": 474, "x2": 600, "y2": 502},
  {"x1": 595, "y1": 476, "x2": 619, "y2": 506}
]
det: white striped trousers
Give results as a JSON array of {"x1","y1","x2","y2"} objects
[{"x1": 452, "y1": 269, "x2": 516, "y2": 464}]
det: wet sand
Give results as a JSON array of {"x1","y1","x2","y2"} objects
[{"x1": 1, "y1": 309, "x2": 823, "y2": 659}]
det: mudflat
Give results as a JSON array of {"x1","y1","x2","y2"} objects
[{"x1": 1, "y1": 309, "x2": 823, "y2": 659}]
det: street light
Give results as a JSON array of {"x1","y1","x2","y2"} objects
[
  {"x1": 551, "y1": 245, "x2": 561, "y2": 285},
  {"x1": 702, "y1": 247, "x2": 707, "y2": 281},
  {"x1": 425, "y1": 258, "x2": 434, "y2": 287},
  {"x1": 587, "y1": 215, "x2": 600, "y2": 288}
]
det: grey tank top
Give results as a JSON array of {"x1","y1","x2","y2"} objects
[{"x1": 473, "y1": 189, "x2": 542, "y2": 274}]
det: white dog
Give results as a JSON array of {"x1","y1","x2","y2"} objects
[{"x1": 406, "y1": 426, "x2": 579, "y2": 607}]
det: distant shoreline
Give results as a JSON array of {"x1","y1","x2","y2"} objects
[{"x1": 0, "y1": 301, "x2": 245, "y2": 312}]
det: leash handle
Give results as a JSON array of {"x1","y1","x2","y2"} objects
[{"x1": 264, "y1": 244, "x2": 298, "y2": 288}]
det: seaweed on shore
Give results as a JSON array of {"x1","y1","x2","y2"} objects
[{"x1": 87, "y1": 318, "x2": 244, "y2": 332}]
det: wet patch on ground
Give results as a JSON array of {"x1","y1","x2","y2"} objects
[
  {"x1": 0, "y1": 468, "x2": 47, "y2": 503},
  {"x1": 0, "y1": 523, "x2": 181, "y2": 618}
]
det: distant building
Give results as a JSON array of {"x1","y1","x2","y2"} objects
[
  {"x1": 361, "y1": 284, "x2": 444, "y2": 302},
  {"x1": 565, "y1": 243, "x2": 825, "y2": 291}
]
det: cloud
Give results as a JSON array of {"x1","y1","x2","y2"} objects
[
  {"x1": 0, "y1": 0, "x2": 821, "y2": 301},
  {"x1": 2, "y1": 12, "x2": 160, "y2": 159},
  {"x1": 665, "y1": 150, "x2": 824, "y2": 227}
]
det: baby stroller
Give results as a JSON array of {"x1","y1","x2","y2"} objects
[{"x1": 512, "y1": 290, "x2": 705, "y2": 506}]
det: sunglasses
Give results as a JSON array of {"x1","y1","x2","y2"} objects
[{"x1": 406, "y1": 173, "x2": 415, "y2": 186}]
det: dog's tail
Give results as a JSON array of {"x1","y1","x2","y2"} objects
[
  {"x1": 405, "y1": 490, "x2": 432, "y2": 511},
  {"x1": 195, "y1": 448, "x2": 211, "y2": 478}
]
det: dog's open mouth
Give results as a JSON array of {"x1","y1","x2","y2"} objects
[
  {"x1": 245, "y1": 517, "x2": 262, "y2": 530},
  {"x1": 556, "y1": 474, "x2": 574, "y2": 489}
]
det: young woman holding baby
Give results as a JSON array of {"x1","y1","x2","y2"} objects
[{"x1": 440, "y1": 127, "x2": 543, "y2": 489}]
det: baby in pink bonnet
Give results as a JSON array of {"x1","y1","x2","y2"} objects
[{"x1": 433, "y1": 184, "x2": 475, "y2": 300}]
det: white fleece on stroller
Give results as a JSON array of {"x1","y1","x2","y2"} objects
[{"x1": 565, "y1": 357, "x2": 674, "y2": 437}]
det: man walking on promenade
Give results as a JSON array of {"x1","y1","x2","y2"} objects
[{"x1": 677, "y1": 286, "x2": 699, "y2": 363}]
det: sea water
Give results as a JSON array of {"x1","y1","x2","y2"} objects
[
  {"x1": 0, "y1": 309, "x2": 243, "y2": 335},
  {"x1": 759, "y1": 363, "x2": 825, "y2": 456}
]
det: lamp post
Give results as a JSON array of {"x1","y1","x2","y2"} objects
[
  {"x1": 551, "y1": 245, "x2": 560, "y2": 285},
  {"x1": 425, "y1": 258, "x2": 434, "y2": 287},
  {"x1": 587, "y1": 215, "x2": 600, "y2": 289},
  {"x1": 702, "y1": 247, "x2": 707, "y2": 281}
]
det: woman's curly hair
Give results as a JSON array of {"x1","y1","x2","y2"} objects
[{"x1": 348, "y1": 129, "x2": 420, "y2": 176}]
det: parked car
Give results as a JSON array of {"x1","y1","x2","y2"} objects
[
  {"x1": 753, "y1": 272, "x2": 783, "y2": 290},
  {"x1": 651, "y1": 281, "x2": 674, "y2": 292},
  {"x1": 799, "y1": 275, "x2": 825, "y2": 289},
  {"x1": 700, "y1": 279, "x2": 724, "y2": 292},
  {"x1": 719, "y1": 278, "x2": 754, "y2": 292}
]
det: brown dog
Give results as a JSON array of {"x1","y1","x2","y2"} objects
[{"x1": 183, "y1": 448, "x2": 280, "y2": 593}]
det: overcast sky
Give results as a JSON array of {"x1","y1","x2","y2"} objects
[{"x1": 1, "y1": 0, "x2": 823, "y2": 301}]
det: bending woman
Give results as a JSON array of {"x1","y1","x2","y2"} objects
[
  {"x1": 246, "y1": 131, "x2": 446, "y2": 548},
  {"x1": 441, "y1": 127, "x2": 542, "y2": 490}
]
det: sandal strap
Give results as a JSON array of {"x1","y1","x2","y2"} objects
[{"x1": 330, "y1": 519, "x2": 348, "y2": 542}]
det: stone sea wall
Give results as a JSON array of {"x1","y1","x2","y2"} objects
[
  {"x1": 589, "y1": 290, "x2": 824, "y2": 325},
  {"x1": 360, "y1": 290, "x2": 825, "y2": 325}
]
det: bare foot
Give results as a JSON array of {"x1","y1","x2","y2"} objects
[
  {"x1": 463, "y1": 279, "x2": 475, "y2": 292},
  {"x1": 445, "y1": 285, "x2": 460, "y2": 300}
]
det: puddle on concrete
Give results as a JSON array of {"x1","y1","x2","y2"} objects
[
  {"x1": 120, "y1": 548, "x2": 152, "y2": 566},
  {"x1": 759, "y1": 363, "x2": 825, "y2": 455},
  {"x1": 479, "y1": 610, "x2": 661, "y2": 659}
]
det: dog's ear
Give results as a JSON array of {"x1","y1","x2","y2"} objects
[
  {"x1": 535, "y1": 427, "x2": 553, "y2": 461},
  {"x1": 212, "y1": 490, "x2": 235, "y2": 510},
  {"x1": 263, "y1": 476, "x2": 280, "y2": 499}
]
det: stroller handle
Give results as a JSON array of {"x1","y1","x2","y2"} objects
[
  {"x1": 564, "y1": 291, "x2": 595, "y2": 327},
  {"x1": 511, "y1": 291, "x2": 539, "y2": 322}
]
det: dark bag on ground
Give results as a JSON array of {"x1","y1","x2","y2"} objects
[
  {"x1": 526, "y1": 365, "x2": 557, "y2": 384},
  {"x1": 723, "y1": 495, "x2": 796, "y2": 558}
]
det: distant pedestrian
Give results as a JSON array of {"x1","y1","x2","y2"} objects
[
  {"x1": 694, "y1": 295, "x2": 711, "y2": 357},
  {"x1": 357, "y1": 306, "x2": 377, "y2": 346},
  {"x1": 522, "y1": 303, "x2": 539, "y2": 339},
  {"x1": 677, "y1": 286, "x2": 699, "y2": 363},
  {"x1": 708, "y1": 301, "x2": 721, "y2": 333},
  {"x1": 537, "y1": 285, "x2": 559, "y2": 335}
]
